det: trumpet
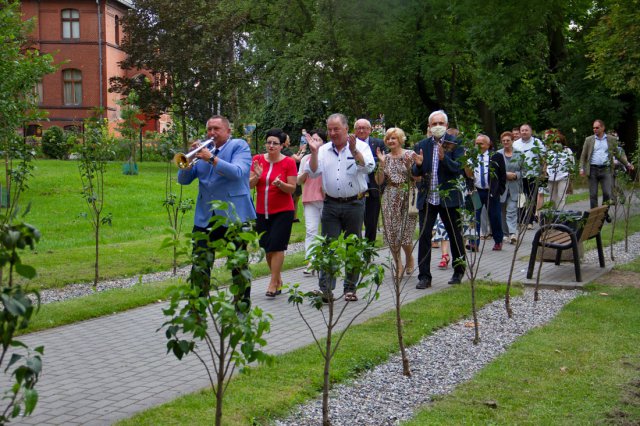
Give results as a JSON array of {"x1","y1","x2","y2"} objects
[{"x1": 174, "y1": 138, "x2": 214, "y2": 169}]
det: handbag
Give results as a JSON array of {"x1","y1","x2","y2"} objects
[
  {"x1": 517, "y1": 192, "x2": 527, "y2": 209},
  {"x1": 408, "y1": 185, "x2": 419, "y2": 216}
]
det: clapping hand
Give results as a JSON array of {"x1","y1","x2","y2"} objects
[
  {"x1": 413, "y1": 149, "x2": 424, "y2": 166},
  {"x1": 272, "y1": 175, "x2": 284, "y2": 189},
  {"x1": 252, "y1": 160, "x2": 263, "y2": 178},
  {"x1": 347, "y1": 134, "x2": 357, "y2": 152},
  {"x1": 307, "y1": 133, "x2": 322, "y2": 153},
  {"x1": 437, "y1": 142, "x2": 445, "y2": 160}
]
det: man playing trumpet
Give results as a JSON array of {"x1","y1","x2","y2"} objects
[{"x1": 177, "y1": 115, "x2": 256, "y2": 306}]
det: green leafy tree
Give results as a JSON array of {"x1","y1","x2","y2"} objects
[
  {"x1": 287, "y1": 233, "x2": 384, "y2": 426},
  {"x1": 161, "y1": 201, "x2": 272, "y2": 426},
  {"x1": 1, "y1": 0, "x2": 55, "y2": 217},
  {"x1": 116, "y1": 90, "x2": 144, "y2": 174},
  {"x1": 78, "y1": 113, "x2": 115, "y2": 288},
  {"x1": 116, "y1": 0, "x2": 245, "y2": 149},
  {"x1": 0, "y1": 2, "x2": 54, "y2": 420},
  {"x1": 161, "y1": 128, "x2": 194, "y2": 275},
  {"x1": 587, "y1": 0, "x2": 640, "y2": 96},
  {"x1": 0, "y1": 217, "x2": 43, "y2": 424}
]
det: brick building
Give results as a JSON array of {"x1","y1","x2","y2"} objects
[{"x1": 21, "y1": 0, "x2": 167, "y2": 135}]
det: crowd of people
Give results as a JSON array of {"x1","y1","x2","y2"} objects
[{"x1": 177, "y1": 112, "x2": 635, "y2": 305}]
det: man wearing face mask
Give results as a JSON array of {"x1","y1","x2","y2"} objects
[{"x1": 412, "y1": 110, "x2": 466, "y2": 288}]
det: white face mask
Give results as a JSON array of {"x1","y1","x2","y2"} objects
[{"x1": 431, "y1": 125, "x2": 447, "y2": 139}]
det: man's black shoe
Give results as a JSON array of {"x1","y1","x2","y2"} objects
[
  {"x1": 416, "y1": 279, "x2": 432, "y2": 289},
  {"x1": 605, "y1": 213, "x2": 612, "y2": 223},
  {"x1": 448, "y1": 274, "x2": 462, "y2": 285},
  {"x1": 465, "y1": 244, "x2": 479, "y2": 252}
]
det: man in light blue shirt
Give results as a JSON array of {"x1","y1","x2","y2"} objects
[{"x1": 579, "y1": 119, "x2": 634, "y2": 211}]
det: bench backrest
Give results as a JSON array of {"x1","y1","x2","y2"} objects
[{"x1": 578, "y1": 205, "x2": 609, "y2": 243}]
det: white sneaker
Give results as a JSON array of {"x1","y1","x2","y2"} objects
[{"x1": 510, "y1": 234, "x2": 517, "y2": 244}]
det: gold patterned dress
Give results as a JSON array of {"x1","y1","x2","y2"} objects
[{"x1": 381, "y1": 150, "x2": 417, "y2": 250}]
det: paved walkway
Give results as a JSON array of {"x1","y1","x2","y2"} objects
[{"x1": 7, "y1": 199, "x2": 628, "y2": 425}]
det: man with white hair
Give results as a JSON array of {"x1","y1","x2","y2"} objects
[
  {"x1": 513, "y1": 123, "x2": 545, "y2": 228},
  {"x1": 354, "y1": 118, "x2": 386, "y2": 243},
  {"x1": 412, "y1": 110, "x2": 466, "y2": 288}
]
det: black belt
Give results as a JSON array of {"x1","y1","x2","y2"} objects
[
  {"x1": 590, "y1": 164, "x2": 607, "y2": 168},
  {"x1": 325, "y1": 192, "x2": 366, "y2": 203}
]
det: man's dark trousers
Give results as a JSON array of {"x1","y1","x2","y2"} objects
[
  {"x1": 588, "y1": 165, "x2": 613, "y2": 208},
  {"x1": 319, "y1": 198, "x2": 365, "y2": 293},
  {"x1": 417, "y1": 203, "x2": 465, "y2": 281},
  {"x1": 190, "y1": 223, "x2": 251, "y2": 304}
]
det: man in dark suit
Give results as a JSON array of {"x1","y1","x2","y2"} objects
[
  {"x1": 464, "y1": 134, "x2": 507, "y2": 251},
  {"x1": 355, "y1": 118, "x2": 386, "y2": 243},
  {"x1": 412, "y1": 110, "x2": 465, "y2": 288}
]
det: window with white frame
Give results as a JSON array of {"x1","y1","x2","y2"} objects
[{"x1": 62, "y1": 9, "x2": 80, "y2": 39}]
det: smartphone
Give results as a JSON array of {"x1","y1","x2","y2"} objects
[{"x1": 300, "y1": 129, "x2": 307, "y2": 145}]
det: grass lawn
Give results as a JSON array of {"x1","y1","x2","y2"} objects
[
  {"x1": 17, "y1": 160, "x2": 307, "y2": 289},
  {"x1": 406, "y1": 282, "x2": 640, "y2": 425}
]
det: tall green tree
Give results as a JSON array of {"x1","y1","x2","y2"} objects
[
  {"x1": 0, "y1": 0, "x2": 55, "y2": 210},
  {"x1": 116, "y1": 89, "x2": 144, "y2": 172},
  {"x1": 116, "y1": 0, "x2": 246, "y2": 148},
  {"x1": 0, "y1": 1, "x2": 54, "y2": 421},
  {"x1": 586, "y1": 0, "x2": 640, "y2": 154}
]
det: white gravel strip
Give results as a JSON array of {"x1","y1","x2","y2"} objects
[{"x1": 276, "y1": 288, "x2": 580, "y2": 426}]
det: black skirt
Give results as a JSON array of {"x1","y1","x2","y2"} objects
[{"x1": 256, "y1": 210, "x2": 295, "y2": 252}]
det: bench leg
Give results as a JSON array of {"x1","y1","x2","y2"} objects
[
  {"x1": 596, "y1": 234, "x2": 606, "y2": 268},
  {"x1": 555, "y1": 249, "x2": 562, "y2": 265},
  {"x1": 570, "y1": 235, "x2": 582, "y2": 282},
  {"x1": 527, "y1": 232, "x2": 541, "y2": 279}
]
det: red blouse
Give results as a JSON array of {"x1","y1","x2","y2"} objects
[{"x1": 251, "y1": 154, "x2": 297, "y2": 215}]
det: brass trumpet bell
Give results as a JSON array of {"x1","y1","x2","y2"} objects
[{"x1": 174, "y1": 138, "x2": 213, "y2": 169}]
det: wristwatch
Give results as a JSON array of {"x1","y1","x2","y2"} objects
[{"x1": 208, "y1": 155, "x2": 216, "y2": 165}]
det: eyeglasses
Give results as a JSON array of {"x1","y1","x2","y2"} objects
[{"x1": 265, "y1": 141, "x2": 281, "y2": 146}]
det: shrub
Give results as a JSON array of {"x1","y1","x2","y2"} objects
[{"x1": 41, "y1": 126, "x2": 71, "y2": 159}]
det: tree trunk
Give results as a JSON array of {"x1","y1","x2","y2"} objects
[
  {"x1": 216, "y1": 337, "x2": 225, "y2": 426},
  {"x1": 94, "y1": 221, "x2": 100, "y2": 287},
  {"x1": 396, "y1": 287, "x2": 411, "y2": 376},
  {"x1": 471, "y1": 279, "x2": 480, "y2": 344},
  {"x1": 477, "y1": 100, "x2": 497, "y2": 141},
  {"x1": 322, "y1": 302, "x2": 335, "y2": 426}
]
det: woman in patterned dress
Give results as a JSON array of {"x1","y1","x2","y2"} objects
[{"x1": 375, "y1": 127, "x2": 417, "y2": 278}]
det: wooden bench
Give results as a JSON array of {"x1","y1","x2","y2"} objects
[{"x1": 526, "y1": 205, "x2": 609, "y2": 282}]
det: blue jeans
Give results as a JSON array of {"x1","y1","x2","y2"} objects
[
  {"x1": 318, "y1": 198, "x2": 365, "y2": 293},
  {"x1": 589, "y1": 165, "x2": 612, "y2": 208}
]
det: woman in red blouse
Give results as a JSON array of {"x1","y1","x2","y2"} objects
[{"x1": 250, "y1": 129, "x2": 298, "y2": 297}]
